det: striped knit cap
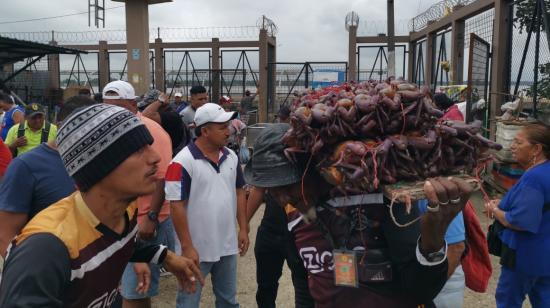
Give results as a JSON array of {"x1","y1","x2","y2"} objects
[{"x1": 56, "y1": 104, "x2": 153, "y2": 191}]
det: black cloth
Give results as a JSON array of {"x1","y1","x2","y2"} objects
[
  {"x1": 260, "y1": 193, "x2": 289, "y2": 234},
  {"x1": 160, "y1": 110, "x2": 186, "y2": 153},
  {"x1": 255, "y1": 194, "x2": 314, "y2": 308}
]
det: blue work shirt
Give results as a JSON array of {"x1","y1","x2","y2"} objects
[
  {"x1": 498, "y1": 160, "x2": 550, "y2": 276},
  {"x1": 417, "y1": 199, "x2": 466, "y2": 244},
  {"x1": 0, "y1": 143, "x2": 75, "y2": 218}
]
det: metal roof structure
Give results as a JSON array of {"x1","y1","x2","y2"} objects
[
  {"x1": 0, "y1": 36, "x2": 86, "y2": 90},
  {"x1": 0, "y1": 36, "x2": 85, "y2": 66}
]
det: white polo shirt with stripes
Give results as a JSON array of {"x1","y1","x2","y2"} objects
[{"x1": 165, "y1": 142, "x2": 245, "y2": 262}]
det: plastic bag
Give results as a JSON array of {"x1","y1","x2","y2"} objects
[{"x1": 239, "y1": 137, "x2": 250, "y2": 164}]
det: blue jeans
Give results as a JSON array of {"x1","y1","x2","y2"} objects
[
  {"x1": 120, "y1": 218, "x2": 175, "y2": 299},
  {"x1": 176, "y1": 254, "x2": 239, "y2": 308},
  {"x1": 433, "y1": 265, "x2": 465, "y2": 308},
  {"x1": 496, "y1": 266, "x2": 550, "y2": 308}
]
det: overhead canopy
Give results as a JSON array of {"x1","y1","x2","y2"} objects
[{"x1": 0, "y1": 36, "x2": 86, "y2": 67}]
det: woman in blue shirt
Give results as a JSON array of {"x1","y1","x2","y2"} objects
[{"x1": 486, "y1": 122, "x2": 550, "y2": 308}]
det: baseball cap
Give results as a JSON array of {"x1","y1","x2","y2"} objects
[
  {"x1": 102, "y1": 80, "x2": 138, "y2": 100},
  {"x1": 175, "y1": 92, "x2": 183, "y2": 97},
  {"x1": 137, "y1": 89, "x2": 162, "y2": 109},
  {"x1": 25, "y1": 103, "x2": 46, "y2": 117},
  {"x1": 194, "y1": 102, "x2": 237, "y2": 127}
]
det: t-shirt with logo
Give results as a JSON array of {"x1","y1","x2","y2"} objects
[
  {"x1": 0, "y1": 192, "x2": 167, "y2": 307},
  {"x1": 284, "y1": 201, "x2": 447, "y2": 307}
]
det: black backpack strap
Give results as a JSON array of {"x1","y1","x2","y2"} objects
[
  {"x1": 41, "y1": 122, "x2": 51, "y2": 143},
  {"x1": 13, "y1": 122, "x2": 26, "y2": 157},
  {"x1": 544, "y1": 203, "x2": 550, "y2": 213},
  {"x1": 17, "y1": 122, "x2": 25, "y2": 138}
]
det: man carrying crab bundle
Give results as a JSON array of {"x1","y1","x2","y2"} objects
[{"x1": 244, "y1": 124, "x2": 473, "y2": 308}]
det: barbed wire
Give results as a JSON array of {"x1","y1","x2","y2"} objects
[
  {"x1": 0, "y1": 26, "x2": 262, "y2": 44},
  {"x1": 256, "y1": 16, "x2": 278, "y2": 37},
  {"x1": 357, "y1": 19, "x2": 411, "y2": 36},
  {"x1": 409, "y1": 0, "x2": 476, "y2": 32}
]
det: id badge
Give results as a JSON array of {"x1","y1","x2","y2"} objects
[{"x1": 333, "y1": 250, "x2": 359, "y2": 288}]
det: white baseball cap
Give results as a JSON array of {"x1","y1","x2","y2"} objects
[
  {"x1": 102, "y1": 80, "x2": 139, "y2": 100},
  {"x1": 194, "y1": 103, "x2": 237, "y2": 127},
  {"x1": 174, "y1": 92, "x2": 183, "y2": 97}
]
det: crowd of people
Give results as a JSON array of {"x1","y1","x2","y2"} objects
[{"x1": 0, "y1": 81, "x2": 548, "y2": 308}]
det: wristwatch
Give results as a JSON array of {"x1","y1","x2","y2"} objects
[
  {"x1": 425, "y1": 249, "x2": 446, "y2": 263},
  {"x1": 147, "y1": 211, "x2": 159, "y2": 222}
]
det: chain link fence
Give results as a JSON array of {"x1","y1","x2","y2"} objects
[{"x1": 509, "y1": 0, "x2": 550, "y2": 122}]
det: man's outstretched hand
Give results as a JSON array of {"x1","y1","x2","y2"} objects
[
  {"x1": 420, "y1": 177, "x2": 473, "y2": 256},
  {"x1": 163, "y1": 250, "x2": 204, "y2": 293}
]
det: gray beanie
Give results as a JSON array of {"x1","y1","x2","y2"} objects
[{"x1": 56, "y1": 104, "x2": 153, "y2": 191}]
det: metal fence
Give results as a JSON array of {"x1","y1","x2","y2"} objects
[
  {"x1": 268, "y1": 62, "x2": 348, "y2": 107},
  {"x1": 220, "y1": 50, "x2": 259, "y2": 99},
  {"x1": 412, "y1": 39, "x2": 427, "y2": 85},
  {"x1": 164, "y1": 50, "x2": 211, "y2": 99},
  {"x1": 357, "y1": 45, "x2": 407, "y2": 81},
  {"x1": 432, "y1": 29, "x2": 452, "y2": 90},
  {"x1": 509, "y1": 0, "x2": 550, "y2": 120}
]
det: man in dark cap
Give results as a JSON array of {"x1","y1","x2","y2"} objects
[
  {"x1": 4, "y1": 103, "x2": 56, "y2": 156},
  {"x1": 244, "y1": 124, "x2": 473, "y2": 307},
  {"x1": 245, "y1": 123, "x2": 314, "y2": 308}
]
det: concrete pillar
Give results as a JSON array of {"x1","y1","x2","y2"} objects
[
  {"x1": 47, "y1": 40, "x2": 60, "y2": 89},
  {"x1": 347, "y1": 25, "x2": 358, "y2": 82},
  {"x1": 98, "y1": 40, "x2": 109, "y2": 90},
  {"x1": 154, "y1": 38, "x2": 165, "y2": 91},
  {"x1": 407, "y1": 41, "x2": 415, "y2": 82},
  {"x1": 451, "y1": 19, "x2": 465, "y2": 84},
  {"x1": 489, "y1": 0, "x2": 513, "y2": 138},
  {"x1": 211, "y1": 38, "x2": 220, "y2": 104},
  {"x1": 125, "y1": 0, "x2": 150, "y2": 95},
  {"x1": 425, "y1": 32, "x2": 435, "y2": 87},
  {"x1": 258, "y1": 29, "x2": 269, "y2": 122}
]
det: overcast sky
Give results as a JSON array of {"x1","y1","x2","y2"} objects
[{"x1": 0, "y1": 0, "x2": 436, "y2": 63}]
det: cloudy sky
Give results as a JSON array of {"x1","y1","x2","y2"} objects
[{"x1": 0, "y1": 0, "x2": 436, "y2": 63}]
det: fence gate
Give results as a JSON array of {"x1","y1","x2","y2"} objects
[
  {"x1": 268, "y1": 62, "x2": 348, "y2": 107},
  {"x1": 220, "y1": 50, "x2": 259, "y2": 100},
  {"x1": 164, "y1": 50, "x2": 211, "y2": 100},
  {"x1": 412, "y1": 40, "x2": 427, "y2": 86},
  {"x1": 432, "y1": 29, "x2": 451, "y2": 90},
  {"x1": 466, "y1": 33, "x2": 491, "y2": 123},
  {"x1": 61, "y1": 53, "x2": 99, "y2": 94},
  {"x1": 357, "y1": 45, "x2": 407, "y2": 81}
]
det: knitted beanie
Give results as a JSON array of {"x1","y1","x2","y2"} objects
[{"x1": 56, "y1": 104, "x2": 153, "y2": 191}]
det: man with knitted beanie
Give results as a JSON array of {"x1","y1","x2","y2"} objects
[
  {"x1": 102, "y1": 80, "x2": 177, "y2": 308},
  {"x1": 0, "y1": 104, "x2": 203, "y2": 307}
]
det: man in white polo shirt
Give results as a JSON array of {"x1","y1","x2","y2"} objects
[{"x1": 166, "y1": 103, "x2": 249, "y2": 308}]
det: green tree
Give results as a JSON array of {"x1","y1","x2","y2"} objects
[
  {"x1": 515, "y1": 0, "x2": 550, "y2": 100},
  {"x1": 514, "y1": 0, "x2": 549, "y2": 34}
]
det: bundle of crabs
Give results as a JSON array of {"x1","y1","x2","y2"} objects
[{"x1": 282, "y1": 78, "x2": 502, "y2": 197}]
